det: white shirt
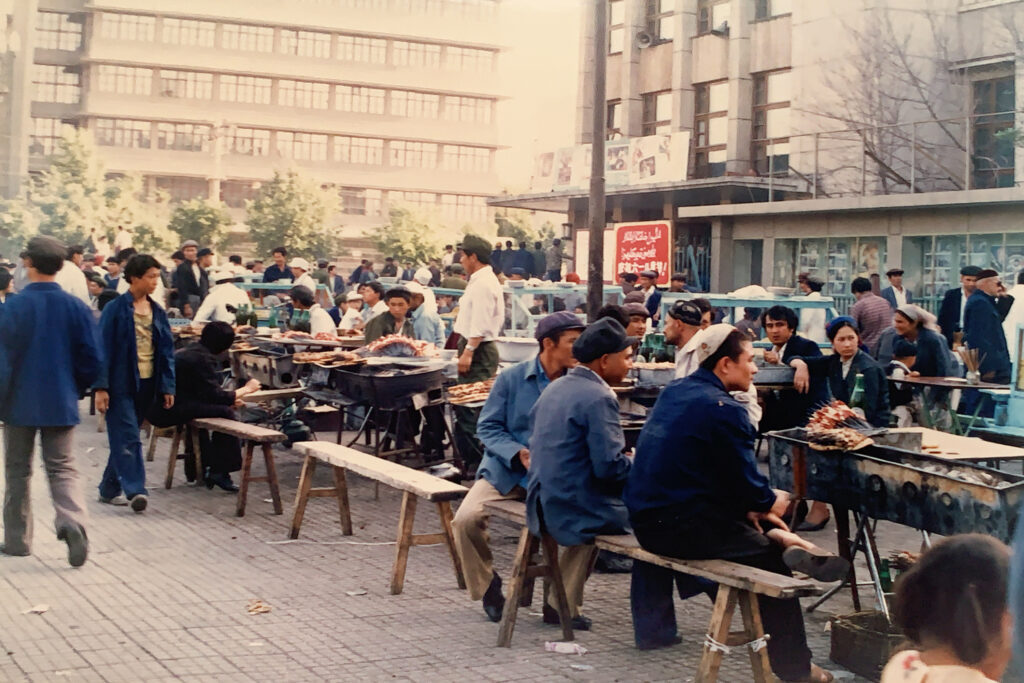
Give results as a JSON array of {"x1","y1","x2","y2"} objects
[
  {"x1": 339, "y1": 306, "x2": 363, "y2": 331},
  {"x1": 117, "y1": 275, "x2": 167, "y2": 308},
  {"x1": 308, "y1": 304, "x2": 336, "y2": 337},
  {"x1": 113, "y1": 230, "x2": 133, "y2": 252},
  {"x1": 441, "y1": 252, "x2": 454, "y2": 268},
  {"x1": 959, "y1": 286, "x2": 970, "y2": 328},
  {"x1": 362, "y1": 299, "x2": 387, "y2": 322},
  {"x1": 797, "y1": 292, "x2": 828, "y2": 344},
  {"x1": 453, "y1": 265, "x2": 504, "y2": 341},
  {"x1": 675, "y1": 334, "x2": 762, "y2": 427},
  {"x1": 892, "y1": 286, "x2": 908, "y2": 308},
  {"x1": 1002, "y1": 283, "x2": 1024, "y2": 356},
  {"x1": 193, "y1": 283, "x2": 251, "y2": 324},
  {"x1": 54, "y1": 261, "x2": 90, "y2": 306},
  {"x1": 293, "y1": 272, "x2": 317, "y2": 294}
]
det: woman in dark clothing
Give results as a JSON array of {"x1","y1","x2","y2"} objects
[{"x1": 891, "y1": 304, "x2": 954, "y2": 378}]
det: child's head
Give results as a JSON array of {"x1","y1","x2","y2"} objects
[
  {"x1": 893, "y1": 534, "x2": 1011, "y2": 674},
  {"x1": 892, "y1": 338, "x2": 917, "y2": 368}
]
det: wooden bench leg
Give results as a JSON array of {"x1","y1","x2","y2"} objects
[
  {"x1": 696, "y1": 585, "x2": 739, "y2": 683},
  {"x1": 164, "y1": 426, "x2": 183, "y2": 489},
  {"x1": 496, "y1": 527, "x2": 536, "y2": 647},
  {"x1": 289, "y1": 455, "x2": 317, "y2": 539},
  {"x1": 390, "y1": 491, "x2": 418, "y2": 595},
  {"x1": 737, "y1": 590, "x2": 773, "y2": 683},
  {"x1": 436, "y1": 501, "x2": 466, "y2": 590},
  {"x1": 333, "y1": 466, "x2": 352, "y2": 536},
  {"x1": 190, "y1": 426, "x2": 203, "y2": 484},
  {"x1": 237, "y1": 442, "x2": 255, "y2": 517},
  {"x1": 145, "y1": 426, "x2": 158, "y2": 462},
  {"x1": 539, "y1": 534, "x2": 574, "y2": 643},
  {"x1": 262, "y1": 442, "x2": 283, "y2": 515}
]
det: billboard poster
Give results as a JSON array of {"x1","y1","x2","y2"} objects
[
  {"x1": 552, "y1": 147, "x2": 575, "y2": 189},
  {"x1": 605, "y1": 142, "x2": 630, "y2": 185},
  {"x1": 530, "y1": 152, "x2": 555, "y2": 193},
  {"x1": 614, "y1": 221, "x2": 672, "y2": 285},
  {"x1": 570, "y1": 144, "x2": 592, "y2": 188},
  {"x1": 628, "y1": 132, "x2": 689, "y2": 185}
]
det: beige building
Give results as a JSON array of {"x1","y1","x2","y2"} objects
[
  {"x1": 3, "y1": 0, "x2": 503, "y2": 249},
  {"x1": 492, "y1": 0, "x2": 1024, "y2": 314}
]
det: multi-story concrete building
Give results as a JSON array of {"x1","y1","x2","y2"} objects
[
  {"x1": 3, "y1": 0, "x2": 502, "y2": 248},
  {"x1": 492, "y1": 0, "x2": 1024, "y2": 313}
]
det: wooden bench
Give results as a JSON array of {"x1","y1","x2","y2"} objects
[
  {"x1": 291, "y1": 441, "x2": 469, "y2": 595},
  {"x1": 162, "y1": 418, "x2": 286, "y2": 517},
  {"x1": 483, "y1": 499, "x2": 577, "y2": 648},
  {"x1": 485, "y1": 500, "x2": 824, "y2": 683}
]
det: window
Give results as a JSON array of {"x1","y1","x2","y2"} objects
[
  {"x1": 278, "y1": 80, "x2": 330, "y2": 109},
  {"x1": 439, "y1": 194, "x2": 487, "y2": 221},
  {"x1": 393, "y1": 40, "x2": 442, "y2": 68},
  {"x1": 161, "y1": 18, "x2": 216, "y2": 47},
  {"x1": 219, "y1": 75, "x2": 272, "y2": 104},
  {"x1": 222, "y1": 23, "x2": 274, "y2": 52},
  {"x1": 755, "y1": 0, "x2": 792, "y2": 19},
  {"x1": 32, "y1": 65, "x2": 80, "y2": 104},
  {"x1": 154, "y1": 176, "x2": 208, "y2": 202},
  {"x1": 158, "y1": 70, "x2": 213, "y2": 100},
  {"x1": 390, "y1": 91, "x2": 440, "y2": 119},
  {"x1": 336, "y1": 85, "x2": 386, "y2": 114},
  {"x1": 96, "y1": 65, "x2": 152, "y2": 96},
  {"x1": 607, "y1": 99, "x2": 623, "y2": 139},
  {"x1": 971, "y1": 73, "x2": 1015, "y2": 189},
  {"x1": 94, "y1": 118, "x2": 151, "y2": 148},
  {"x1": 99, "y1": 13, "x2": 155, "y2": 41},
  {"x1": 35, "y1": 12, "x2": 82, "y2": 51},
  {"x1": 442, "y1": 145, "x2": 491, "y2": 173},
  {"x1": 444, "y1": 96, "x2": 493, "y2": 124},
  {"x1": 389, "y1": 140, "x2": 438, "y2": 168},
  {"x1": 280, "y1": 29, "x2": 331, "y2": 58},
  {"x1": 220, "y1": 180, "x2": 260, "y2": 208},
  {"x1": 226, "y1": 127, "x2": 271, "y2": 156},
  {"x1": 646, "y1": 0, "x2": 676, "y2": 42},
  {"x1": 694, "y1": 80, "x2": 728, "y2": 177},
  {"x1": 446, "y1": 46, "x2": 495, "y2": 72},
  {"x1": 608, "y1": 0, "x2": 625, "y2": 54},
  {"x1": 641, "y1": 90, "x2": 672, "y2": 136},
  {"x1": 337, "y1": 35, "x2": 387, "y2": 63},
  {"x1": 752, "y1": 70, "x2": 791, "y2": 175},
  {"x1": 697, "y1": 0, "x2": 731, "y2": 34},
  {"x1": 337, "y1": 187, "x2": 383, "y2": 215},
  {"x1": 389, "y1": 190, "x2": 435, "y2": 208},
  {"x1": 29, "y1": 117, "x2": 74, "y2": 156},
  {"x1": 156, "y1": 122, "x2": 211, "y2": 152},
  {"x1": 276, "y1": 131, "x2": 329, "y2": 161},
  {"x1": 334, "y1": 135, "x2": 385, "y2": 165}
]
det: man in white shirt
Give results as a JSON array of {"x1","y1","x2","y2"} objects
[
  {"x1": 54, "y1": 246, "x2": 90, "y2": 306},
  {"x1": 452, "y1": 234, "x2": 505, "y2": 473},
  {"x1": 289, "y1": 285, "x2": 335, "y2": 337},
  {"x1": 193, "y1": 270, "x2": 251, "y2": 324},
  {"x1": 880, "y1": 267, "x2": 912, "y2": 309},
  {"x1": 338, "y1": 291, "x2": 364, "y2": 333},
  {"x1": 112, "y1": 225, "x2": 133, "y2": 253},
  {"x1": 289, "y1": 257, "x2": 318, "y2": 295},
  {"x1": 1002, "y1": 269, "x2": 1024, "y2": 356},
  {"x1": 441, "y1": 244, "x2": 455, "y2": 269},
  {"x1": 357, "y1": 281, "x2": 388, "y2": 327},
  {"x1": 796, "y1": 274, "x2": 828, "y2": 344}
]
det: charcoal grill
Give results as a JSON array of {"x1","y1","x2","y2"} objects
[{"x1": 231, "y1": 343, "x2": 297, "y2": 389}]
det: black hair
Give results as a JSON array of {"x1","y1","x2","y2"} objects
[
  {"x1": 171, "y1": 250, "x2": 184, "y2": 260},
  {"x1": 761, "y1": 305, "x2": 798, "y2": 330},
  {"x1": 621, "y1": 272, "x2": 638, "y2": 283},
  {"x1": 328, "y1": 264, "x2": 335, "y2": 272},
  {"x1": 363, "y1": 280, "x2": 385, "y2": 297},
  {"x1": 552, "y1": 238, "x2": 561, "y2": 246},
  {"x1": 384, "y1": 288, "x2": 411, "y2": 302},
  {"x1": 97, "y1": 289, "x2": 119, "y2": 310},
  {"x1": 24, "y1": 236, "x2": 67, "y2": 275},
  {"x1": 124, "y1": 254, "x2": 162, "y2": 283},
  {"x1": 851, "y1": 277, "x2": 872, "y2": 294},
  {"x1": 691, "y1": 297, "x2": 712, "y2": 314},
  {"x1": 106, "y1": 256, "x2": 121, "y2": 265},
  {"x1": 671, "y1": 273, "x2": 686, "y2": 282},
  {"x1": 117, "y1": 247, "x2": 137, "y2": 262},
  {"x1": 0, "y1": 268, "x2": 11, "y2": 290},
  {"x1": 67, "y1": 244, "x2": 84, "y2": 259},
  {"x1": 505, "y1": 240, "x2": 513, "y2": 248},
  {"x1": 699, "y1": 329, "x2": 749, "y2": 373},
  {"x1": 87, "y1": 273, "x2": 106, "y2": 288},
  {"x1": 892, "y1": 339, "x2": 917, "y2": 358},
  {"x1": 534, "y1": 241, "x2": 542, "y2": 249},
  {"x1": 200, "y1": 321, "x2": 236, "y2": 354},
  {"x1": 229, "y1": 254, "x2": 242, "y2": 264},
  {"x1": 289, "y1": 285, "x2": 315, "y2": 308},
  {"x1": 595, "y1": 304, "x2": 630, "y2": 328},
  {"x1": 445, "y1": 244, "x2": 453, "y2": 249},
  {"x1": 385, "y1": 256, "x2": 394, "y2": 262},
  {"x1": 519, "y1": 241, "x2": 527, "y2": 248},
  {"x1": 273, "y1": 246, "x2": 287, "y2": 256},
  {"x1": 892, "y1": 534, "x2": 1009, "y2": 665},
  {"x1": 806, "y1": 278, "x2": 824, "y2": 293}
]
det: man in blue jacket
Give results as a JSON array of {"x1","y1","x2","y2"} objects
[
  {"x1": 452, "y1": 312, "x2": 585, "y2": 622},
  {"x1": 965, "y1": 269, "x2": 1013, "y2": 384},
  {"x1": 0, "y1": 236, "x2": 101, "y2": 567},
  {"x1": 526, "y1": 318, "x2": 635, "y2": 629}
]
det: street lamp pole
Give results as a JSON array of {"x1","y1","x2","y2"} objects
[{"x1": 586, "y1": 0, "x2": 608, "y2": 320}]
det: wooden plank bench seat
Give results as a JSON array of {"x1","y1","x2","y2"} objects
[
  {"x1": 291, "y1": 441, "x2": 469, "y2": 595},
  {"x1": 486, "y1": 499, "x2": 824, "y2": 683}
]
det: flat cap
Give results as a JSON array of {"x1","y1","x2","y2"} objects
[
  {"x1": 535, "y1": 311, "x2": 586, "y2": 341},
  {"x1": 449, "y1": 263, "x2": 466, "y2": 274},
  {"x1": 180, "y1": 240, "x2": 199, "y2": 249},
  {"x1": 623, "y1": 302, "x2": 650, "y2": 319},
  {"x1": 975, "y1": 268, "x2": 999, "y2": 280},
  {"x1": 572, "y1": 318, "x2": 636, "y2": 363},
  {"x1": 885, "y1": 267, "x2": 904, "y2": 277},
  {"x1": 623, "y1": 290, "x2": 646, "y2": 304},
  {"x1": 196, "y1": 247, "x2": 213, "y2": 257},
  {"x1": 961, "y1": 265, "x2": 982, "y2": 277},
  {"x1": 639, "y1": 270, "x2": 658, "y2": 279},
  {"x1": 461, "y1": 234, "x2": 492, "y2": 264}
]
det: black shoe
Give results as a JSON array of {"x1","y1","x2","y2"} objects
[
  {"x1": 594, "y1": 549, "x2": 633, "y2": 574},
  {"x1": 482, "y1": 573, "x2": 505, "y2": 623},
  {"x1": 57, "y1": 525, "x2": 88, "y2": 568},
  {"x1": 542, "y1": 604, "x2": 591, "y2": 631},
  {"x1": 129, "y1": 494, "x2": 148, "y2": 513},
  {"x1": 795, "y1": 514, "x2": 831, "y2": 533},
  {"x1": 0, "y1": 543, "x2": 30, "y2": 557},
  {"x1": 205, "y1": 473, "x2": 239, "y2": 493},
  {"x1": 636, "y1": 635, "x2": 683, "y2": 651}
]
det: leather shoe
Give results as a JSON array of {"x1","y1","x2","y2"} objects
[
  {"x1": 542, "y1": 604, "x2": 591, "y2": 631},
  {"x1": 0, "y1": 543, "x2": 30, "y2": 557},
  {"x1": 636, "y1": 634, "x2": 683, "y2": 651},
  {"x1": 482, "y1": 573, "x2": 504, "y2": 623},
  {"x1": 206, "y1": 473, "x2": 240, "y2": 493},
  {"x1": 795, "y1": 514, "x2": 831, "y2": 533},
  {"x1": 57, "y1": 524, "x2": 88, "y2": 568}
]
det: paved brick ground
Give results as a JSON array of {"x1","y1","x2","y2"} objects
[{"x1": 0, "y1": 405, "x2": 1020, "y2": 682}]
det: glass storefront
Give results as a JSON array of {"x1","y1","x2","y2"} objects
[
  {"x1": 774, "y1": 236, "x2": 887, "y2": 309},
  {"x1": 902, "y1": 233, "x2": 1022, "y2": 313}
]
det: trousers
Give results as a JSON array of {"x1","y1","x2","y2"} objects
[
  {"x1": 452, "y1": 478, "x2": 525, "y2": 600},
  {"x1": 151, "y1": 401, "x2": 241, "y2": 476},
  {"x1": 3, "y1": 425, "x2": 89, "y2": 553},
  {"x1": 99, "y1": 378, "x2": 155, "y2": 499},
  {"x1": 453, "y1": 340, "x2": 498, "y2": 473}
]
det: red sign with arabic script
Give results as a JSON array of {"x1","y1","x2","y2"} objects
[{"x1": 614, "y1": 221, "x2": 672, "y2": 285}]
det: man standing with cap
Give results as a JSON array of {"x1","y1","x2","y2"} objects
[
  {"x1": 193, "y1": 269, "x2": 251, "y2": 324},
  {"x1": 195, "y1": 247, "x2": 214, "y2": 302},
  {"x1": 964, "y1": 269, "x2": 1013, "y2": 385},
  {"x1": 289, "y1": 257, "x2": 318, "y2": 296},
  {"x1": 545, "y1": 238, "x2": 571, "y2": 281},
  {"x1": 525, "y1": 318, "x2": 634, "y2": 630},
  {"x1": 880, "y1": 267, "x2": 912, "y2": 309},
  {"x1": 363, "y1": 286, "x2": 414, "y2": 344},
  {"x1": 288, "y1": 285, "x2": 336, "y2": 337},
  {"x1": 338, "y1": 291, "x2": 364, "y2": 333},
  {"x1": 175, "y1": 240, "x2": 205, "y2": 314},
  {"x1": 637, "y1": 270, "x2": 662, "y2": 324},
  {"x1": 938, "y1": 265, "x2": 981, "y2": 348},
  {"x1": 796, "y1": 274, "x2": 828, "y2": 344},
  {"x1": 452, "y1": 312, "x2": 585, "y2": 622}
]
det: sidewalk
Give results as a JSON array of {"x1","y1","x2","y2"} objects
[{"x1": 0, "y1": 405, "x2": 963, "y2": 682}]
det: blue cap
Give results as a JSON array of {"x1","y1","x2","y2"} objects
[
  {"x1": 508, "y1": 267, "x2": 526, "y2": 277},
  {"x1": 826, "y1": 315, "x2": 858, "y2": 340},
  {"x1": 572, "y1": 318, "x2": 636, "y2": 363},
  {"x1": 535, "y1": 311, "x2": 586, "y2": 341}
]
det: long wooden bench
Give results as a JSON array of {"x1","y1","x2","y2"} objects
[
  {"x1": 487, "y1": 499, "x2": 824, "y2": 683},
  {"x1": 161, "y1": 418, "x2": 286, "y2": 518},
  {"x1": 291, "y1": 441, "x2": 469, "y2": 595}
]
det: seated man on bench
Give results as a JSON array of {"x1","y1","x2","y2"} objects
[
  {"x1": 526, "y1": 318, "x2": 635, "y2": 630},
  {"x1": 452, "y1": 312, "x2": 585, "y2": 622},
  {"x1": 624, "y1": 326, "x2": 847, "y2": 683},
  {"x1": 150, "y1": 321, "x2": 261, "y2": 491}
]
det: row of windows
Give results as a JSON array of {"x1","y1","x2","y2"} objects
[
  {"x1": 35, "y1": 12, "x2": 82, "y2": 51},
  {"x1": 95, "y1": 11, "x2": 496, "y2": 71},
  {"x1": 33, "y1": 64, "x2": 80, "y2": 104}
]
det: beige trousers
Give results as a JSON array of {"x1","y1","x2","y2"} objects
[{"x1": 545, "y1": 544, "x2": 597, "y2": 617}]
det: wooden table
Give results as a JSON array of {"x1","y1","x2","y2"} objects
[
  {"x1": 888, "y1": 376, "x2": 1010, "y2": 434},
  {"x1": 242, "y1": 388, "x2": 307, "y2": 403},
  {"x1": 885, "y1": 426, "x2": 1024, "y2": 462}
]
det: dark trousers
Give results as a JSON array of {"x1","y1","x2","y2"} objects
[
  {"x1": 545, "y1": 269, "x2": 562, "y2": 282},
  {"x1": 632, "y1": 510, "x2": 812, "y2": 681},
  {"x1": 453, "y1": 339, "x2": 499, "y2": 473},
  {"x1": 150, "y1": 401, "x2": 241, "y2": 476},
  {"x1": 630, "y1": 561, "x2": 716, "y2": 649}
]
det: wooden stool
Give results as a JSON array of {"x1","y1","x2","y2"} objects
[
  {"x1": 162, "y1": 425, "x2": 202, "y2": 489},
  {"x1": 147, "y1": 425, "x2": 176, "y2": 462},
  {"x1": 191, "y1": 418, "x2": 287, "y2": 517}
]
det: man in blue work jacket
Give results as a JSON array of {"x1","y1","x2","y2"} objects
[
  {"x1": 452, "y1": 312, "x2": 585, "y2": 623},
  {"x1": 526, "y1": 318, "x2": 635, "y2": 630},
  {"x1": 0, "y1": 236, "x2": 101, "y2": 567}
]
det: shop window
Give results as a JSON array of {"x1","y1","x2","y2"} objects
[{"x1": 971, "y1": 72, "x2": 1015, "y2": 189}]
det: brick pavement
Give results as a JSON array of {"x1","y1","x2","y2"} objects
[{"x1": 0, "y1": 405, "x2": 1019, "y2": 682}]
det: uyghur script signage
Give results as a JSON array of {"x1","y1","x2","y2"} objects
[{"x1": 615, "y1": 221, "x2": 672, "y2": 285}]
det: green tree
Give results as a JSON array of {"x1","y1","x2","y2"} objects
[
  {"x1": 245, "y1": 169, "x2": 341, "y2": 259},
  {"x1": 168, "y1": 198, "x2": 233, "y2": 249},
  {"x1": 366, "y1": 206, "x2": 445, "y2": 265}
]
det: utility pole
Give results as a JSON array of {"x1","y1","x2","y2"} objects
[{"x1": 586, "y1": 0, "x2": 607, "y2": 320}]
